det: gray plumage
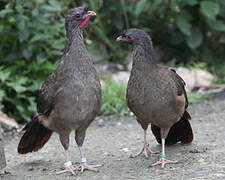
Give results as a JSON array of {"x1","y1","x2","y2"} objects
[
  {"x1": 117, "y1": 28, "x2": 193, "y2": 167},
  {"x1": 18, "y1": 7, "x2": 101, "y2": 173}
]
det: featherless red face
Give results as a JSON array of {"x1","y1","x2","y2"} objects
[
  {"x1": 65, "y1": 7, "x2": 96, "y2": 30},
  {"x1": 79, "y1": 8, "x2": 96, "y2": 28}
]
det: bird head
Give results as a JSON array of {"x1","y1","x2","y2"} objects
[
  {"x1": 116, "y1": 28, "x2": 155, "y2": 61},
  {"x1": 65, "y1": 7, "x2": 96, "y2": 30},
  {"x1": 116, "y1": 28, "x2": 152, "y2": 46}
]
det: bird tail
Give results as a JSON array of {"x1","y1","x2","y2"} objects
[
  {"x1": 18, "y1": 115, "x2": 52, "y2": 154},
  {"x1": 151, "y1": 110, "x2": 193, "y2": 145}
]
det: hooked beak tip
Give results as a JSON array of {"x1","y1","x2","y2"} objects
[
  {"x1": 87, "y1": 11, "x2": 96, "y2": 16},
  {"x1": 116, "y1": 36, "x2": 122, "y2": 41}
]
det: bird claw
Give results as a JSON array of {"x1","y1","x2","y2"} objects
[
  {"x1": 56, "y1": 165, "x2": 76, "y2": 175},
  {"x1": 74, "y1": 163, "x2": 102, "y2": 172},
  {"x1": 130, "y1": 143, "x2": 158, "y2": 158},
  {"x1": 151, "y1": 158, "x2": 178, "y2": 168}
]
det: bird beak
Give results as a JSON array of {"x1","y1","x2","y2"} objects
[
  {"x1": 116, "y1": 36, "x2": 122, "y2": 41},
  {"x1": 87, "y1": 11, "x2": 96, "y2": 16}
]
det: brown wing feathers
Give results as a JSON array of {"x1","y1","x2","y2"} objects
[
  {"x1": 151, "y1": 111, "x2": 193, "y2": 145},
  {"x1": 151, "y1": 68, "x2": 193, "y2": 145},
  {"x1": 18, "y1": 115, "x2": 52, "y2": 154}
]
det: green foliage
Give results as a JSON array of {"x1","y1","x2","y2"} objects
[
  {"x1": 0, "y1": 60, "x2": 57, "y2": 122},
  {"x1": 187, "y1": 92, "x2": 211, "y2": 104},
  {"x1": 0, "y1": 0, "x2": 224, "y2": 122},
  {"x1": 101, "y1": 80, "x2": 129, "y2": 116}
]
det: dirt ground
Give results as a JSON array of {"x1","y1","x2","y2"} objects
[{"x1": 2, "y1": 97, "x2": 225, "y2": 180}]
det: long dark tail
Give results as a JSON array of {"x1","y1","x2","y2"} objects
[
  {"x1": 151, "y1": 111, "x2": 193, "y2": 145},
  {"x1": 18, "y1": 115, "x2": 52, "y2": 154}
]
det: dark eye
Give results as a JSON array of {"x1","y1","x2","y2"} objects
[
  {"x1": 75, "y1": 14, "x2": 81, "y2": 18},
  {"x1": 127, "y1": 36, "x2": 132, "y2": 39},
  {"x1": 84, "y1": 7, "x2": 88, "y2": 12}
]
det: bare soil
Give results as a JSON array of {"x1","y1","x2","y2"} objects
[{"x1": 2, "y1": 98, "x2": 225, "y2": 180}]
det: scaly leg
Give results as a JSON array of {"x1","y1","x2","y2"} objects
[
  {"x1": 151, "y1": 138, "x2": 178, "y2": 168},
  {"x1": 56, "y1": 150, "x2": 76, "y2": 175},
  {"x1": 130, "y1": 130, "x2": 158, "y2": 158},
  {"x1": 74, "y1": 146, "x2": 102, "y2": 172}
]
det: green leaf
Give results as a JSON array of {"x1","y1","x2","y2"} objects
[
  {"x1": 0, "y1": 8, "x2": 13, "y2": 18},
  {"x1": 0, "y1": 70, "x2": 10, "y2": 82},
  {"x1": 0, "y1": 89, "x2": 5, "y2": 102},
  {"x1": 30, "y1": 34, "x2": 51, "y2": 43},
  {"x1": 170, "y1": 32, "x2": 184, "y2": 45},
  {"x1": 22, "y1": 49, "x2": 32, "y2": 59},
  {"x1": 200, "y1": 1, "x2": 219, "y2": 20},
  {"x1": 135, "y1": 0, "x2": 147, "y2": 16},
  {"x1": 183, "y1": 0, "x2": 198, "y2": 6},
  {"x1": 186, "y1": 27, "x2": 203, "y2": 49},
  {"x1": 6, "y1": 77, "x2": 28, "y2": 93},
  {"x1": 207, "y1": 19, "x2": 225, "y2": 31},
  {"x1": 7, "y1": 82, "x2": 27, "y2": 93},
  {"x1": 19, "y1": 28, "x2": 30, "y2": 42},
  {"x1": 176, "y1": 15, "x2": 192, "y2": 36},
  {"x1": 42, "y1": 0, "x2": 61, "y2": 13}
]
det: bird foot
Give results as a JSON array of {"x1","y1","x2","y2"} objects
[
  {"x1": 151, "y1": 156, "x2": 178, "y2": 168},
  {"x1": 130, "y1": 143, "x2": 158, "y2": 158},
  {"x1": 56, "y1": 161, "x2": 76, "y2": 175},
  {"x1": 74, "y1": 163, "x2": 102, "y2": 172}
]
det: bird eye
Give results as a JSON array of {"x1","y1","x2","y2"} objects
[
  {"x1": 84, "y1": 7, "x2": 88, "y2": 12},
  {"x1": 127, "y1": 36, "x2": 132, "y2": 39},
  {"x1": 75, "y1": 14, "x2": 81, "y2": 18}
]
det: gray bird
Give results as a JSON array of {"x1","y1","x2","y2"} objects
[
  {"x1": 18, "y1": 7, "x2": 102, "y2": 174},
  {"x1": 116, "y1": 28, "x2": 193, "y2": 167}
]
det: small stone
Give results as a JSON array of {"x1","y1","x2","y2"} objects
[
  {"x1": 198, "y1": 158, "x2": 204, "y2": 163},
  {"x1": 0, "y1": 111, "x2": 19, "y2": 132},
  {"x1": 122, "y1": 148, "x2": 130, "y2": 152},
  {"x1": 191, "y1": 68, "x2": 214, "y2": 87},
  {"x1": 103, "y1": 152, "x2": 109, "y2": 156},
  {"x1": 117, "y1": 122, "x2": 122, "y2": 126},
  {"x1": 111, "y1": 71, "x2": 130, "y2": 84},
  {"x1": 129, "y1": 112, "x2": 134, "y2": 116},
  {"x1": 28, "y1": 166, "x2": 34, "y2": 171},
  {"x1": 97, "y1": 119, "x2": 104, "y2": 127}
]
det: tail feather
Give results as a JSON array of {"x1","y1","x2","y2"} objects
[
  {"x1": 151, "y1": 110, "x2": 193, "y2": 145},
  {"x1": 18, "y1": 115, "x2": 52, "y2": 154}
]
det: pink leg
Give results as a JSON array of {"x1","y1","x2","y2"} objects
[
  {"x1": 151, "y1": 138, "x2": 178, "y2": 168},
  {"x1": 56, "y1": 150, "x2": 76, "y2": 175},
  {"x1": 130, "y1": 130, "x2": 158, "y2": 158},
  {"x1": 74, "y1": 146, "x2": 102, "y2": 172}
]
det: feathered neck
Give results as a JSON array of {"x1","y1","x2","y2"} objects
[
  {"x1": 132, "y1": 36, "x2": 156, "y2": 66},
  {"x1": 63, "y1": 27, "x2": 84, "y2": 55}
]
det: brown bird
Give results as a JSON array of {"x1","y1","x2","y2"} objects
[
  {"x1": 116, "y1": 28, "x2": 193, "y2": 167},
  {"x1": 18, "y1": 7, "x2": 102, "y2": 174}
]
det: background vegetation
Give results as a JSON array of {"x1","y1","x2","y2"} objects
[{"x1": 0, "y1": 0, "x2": 225, "y2": 122}]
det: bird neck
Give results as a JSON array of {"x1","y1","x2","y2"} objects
[
  {"x1": 132, "y1": 41, "x2": 156, "y2": 67},
  {"x1": 64, "y1": 28, "x2": 85, "y2": 54}
]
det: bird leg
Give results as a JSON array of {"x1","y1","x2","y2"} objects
[
  {"x1": 74, "y1": 146, "x2": 102, "y2": 172},
  {"x1": 130, "y1": 130, "x2": 158, "y2": 158},
  {"x1": 151, "y1": 138, "x2": 178, "y2": 168},
  {"x1": 56, "y1": 150, "x2": 76, "y2": 175}
]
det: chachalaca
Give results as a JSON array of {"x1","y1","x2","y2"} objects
[
  {"x1": 18, "y1": 7, "x2": 102, "y2": 174},
  {"x1": 116, "y1": 28, "x2": 193, "y2": 167}
]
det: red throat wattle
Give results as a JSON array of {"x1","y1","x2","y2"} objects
[{"x1": 80, "y1": 16, "x2": 91, "y2": 28}]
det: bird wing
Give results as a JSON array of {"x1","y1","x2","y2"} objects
[
  {"x1": 169, "y1": 67, "x2": 188, "y2": 109},
  {"x1": 151, "y1": 67, "x2": 193, "y2": 145},
  {"x1": 37, "y1": 72, "x2": 59, "y2": 116}
]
